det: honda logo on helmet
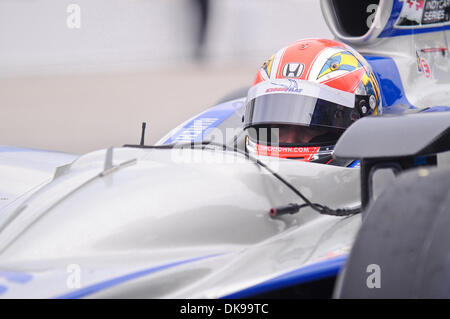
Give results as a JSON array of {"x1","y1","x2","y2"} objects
[{"x1": 282, "y1": 63, "x2": 304, "y2": 78}]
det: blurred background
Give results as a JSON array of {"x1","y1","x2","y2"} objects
[{"x1": 0, "y1": 0, "x2": 332, "y2": 154}]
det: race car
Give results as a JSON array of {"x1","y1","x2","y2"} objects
[{"x1": 0, "y1": 0, "x2": 449, "y2": 299}]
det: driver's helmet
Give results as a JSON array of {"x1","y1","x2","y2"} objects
[{"x1": 243, "y1": 38, "x2": 381, "y2": 164}]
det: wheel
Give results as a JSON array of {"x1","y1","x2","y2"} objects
[{"x1": 334, "y1": 167, "x2": 450, "y2": 298}]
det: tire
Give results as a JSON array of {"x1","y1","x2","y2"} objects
[
  {"x1": 216, "y1": 87, "x2": 249, "y2": 104},
  {"x1": 334, "y1": 167, "x2": 450, "y2": 298}
]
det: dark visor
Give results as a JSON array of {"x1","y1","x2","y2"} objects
[{"x1": 244, "y1": 93, "x2": 358, "y2": 131}]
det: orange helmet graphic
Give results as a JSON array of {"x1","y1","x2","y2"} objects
[{"x1": 244, "y1": 38, "x2": 381, "y2": 164}]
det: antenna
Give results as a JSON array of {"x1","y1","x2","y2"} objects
[
  {"x1": 103, "y1": 146, "x2": 114, "y2": 172},
  {"x1": 140, "y1": 122, "x2": 147, "y2": 146}
]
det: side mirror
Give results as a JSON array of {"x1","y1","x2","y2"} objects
[{"x1": 334, "y1": 112, "x2": 450, "y2": 211}]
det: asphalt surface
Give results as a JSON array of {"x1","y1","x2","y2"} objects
[{"x1": 0, "y1": 64, "x2": 255, "y2": 154}]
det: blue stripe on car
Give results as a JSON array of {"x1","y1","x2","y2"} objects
[
  {"x1": 163, "y1": 100, "x2": 243, "y2": 144},
  {"x1": 348, "y1": 160, "x2": 360, "y2": 168},
  {"x1": 221, "y1": 255, "x2": 347, "y2": 299},
  {"x1": 0, "y1": 271, "x2": 32, "y2": 297},
  {"x1": 55, "y1": 253, "x2": 222, "y2": 299},
  {"x1": 0, "y1": 285, "x2": 7, "y2": 295},
  {"x1": 0, "y1": 271, "x2": 33, "y2": 284}
]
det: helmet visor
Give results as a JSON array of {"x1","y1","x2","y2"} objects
[{"x1": 244, "y1": 93, "x2": 358, "y2": 131}]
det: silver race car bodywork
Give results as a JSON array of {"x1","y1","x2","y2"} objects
[
  {"x1": 1, "y1": 0, "x2": 450, "y2": 298},
  {"x1": 0, "y1": 145, "x2": 360, "y2": 298}
]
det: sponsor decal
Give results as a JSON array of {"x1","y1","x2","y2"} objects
[
  {"x1": 422, "y1": 0, "x2": 450, "y2": 24},
  {"x1": 256, "y1": 144, "x2": 320, "y2": 161},
  {"x1": 420, "y1": 57, "x2": 432, "y2": 77},
  {"x1": 281, "y1": 63, "x2": 304, "y2": 78},
  {"x1": 265, "y1": 79, "x2": 303, "y2": 94},
  {"x1": 396, "y1": 0, "x2": 450, "y2": 28},
  {"x1": 397, "y1": 0, "x2": 425, "y2": 25},
  {"x1": 172, "y1": 118, "x2": 218, "y2": 142},
  {"x1": 416, "y1": 50, "x2": 433, "y2": 78},
  {"x1": 163, "y1": 101, "x2": 243, "y2": 144}
]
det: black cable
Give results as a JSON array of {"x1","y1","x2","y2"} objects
[{"x1": 124, "y1": 141, "x2": 361, "y2": 217}]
